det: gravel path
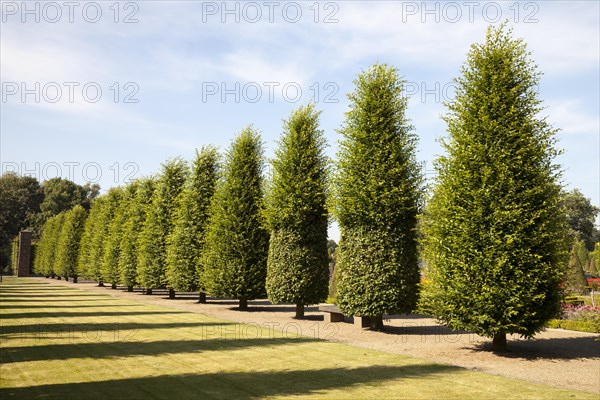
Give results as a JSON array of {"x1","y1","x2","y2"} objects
[{"x1": 42, "y1": 278, "x2": 600, "y2": 394}]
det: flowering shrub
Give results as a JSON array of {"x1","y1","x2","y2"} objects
[
  {"x1": 561, "y1": 304, "x2": 600, "y2": 321},
  {"x1": 554, "y1": 303, "x2": 600, "y2": 333}
]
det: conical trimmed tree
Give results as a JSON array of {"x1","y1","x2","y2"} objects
[
  {"x1": 421, "y1": 24, "x2": 568, "y2": 351},
  {"x1": 137, "y1": 159, "x2": 188, "y2": 296},
  {"x1": 265, "y1": 104, "x2": 330, "y2": 319},
  {"x1": 119, "y1": 178, "x2": 155, "y2": 291},
  {"x1": 566, "y1": 244, "x2": 588, "y2": 294},
  {"x1": 334, "y1": 64, "x2": 422, "y2": 331},
  {"x1": 34, "y1": 213, "x2": 65, "y2": 278},
  {"x1": 202, "y1": 127, "x2": 269, "y2": 310},
  {"x1": 77, "y1": 196, "x2": 104, "y2": 281},
  {"x1": 84, "y1": 196, "x2": 111, "y2": 285},
  {"x1": 165, "y1": 147, "x2": 219, "y2": 301},
  {"x1": 101, "y1": 187, "x2": 126, "y2": 289},
  {"x1": 54, "y1": 205, "x2": 87, "y2": 282}
]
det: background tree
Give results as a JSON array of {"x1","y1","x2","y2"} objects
[
  {"x1": 420, "y1": 25, "x2": 568, "y2": 351},
  {"x1": 565, "y1": 245, "x2": 588, "y2": 294},
  {"x1": 333, "y1": 64, "x2": 422, "y2": 330},
  {"x1": 137, "y1": 159, "x2": 188, "y2": 296},
  {"x1": 0, "y1": 173, "x2": 43, "y2": 268},
  {"x1": 562, "y1": 189, "x2": 600, "y2": 251},
  {"x1": 54, "y1": 205, "x2": 87, "y2": 282},
  {"x1": 119, "y1": 178, "x2": 155, "y2": 291},
  {"x1": 265, "y1": 104, "x2": 330, "y2": 319},
  {"x1": 101, "y1": 187, "x2": 126, "y2": 289},
  {"x1": 202, "y1": 127, "x2": 269, "y2": 310},
  {"x1": 165, "y1": 147, "x2": 219, "y2": 300}
]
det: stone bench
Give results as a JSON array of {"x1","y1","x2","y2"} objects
[{"x1": 318, "y1": 304, "x2": 372, "y2": 328}]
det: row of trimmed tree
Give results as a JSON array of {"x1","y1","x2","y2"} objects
[
  {"x1": 33, "y1": 111, "x2": 330, "y2": 318},
  {"x1": 32, "y1": 25, "x2": 581, "y2": 351}
]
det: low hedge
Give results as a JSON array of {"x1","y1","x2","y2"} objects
[{"x1": 547, "y1": 319, "x2": 600, "y2": 334}]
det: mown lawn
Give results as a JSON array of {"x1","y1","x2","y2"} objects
[{"x1": 0, "y1": 277, "x2": 596, "y2": 400}]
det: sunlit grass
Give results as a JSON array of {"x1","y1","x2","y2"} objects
[{"x1": 0, "y1": 277, "x2": 596, "y2": 400}]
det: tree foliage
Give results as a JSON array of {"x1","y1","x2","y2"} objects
[
  {"x1": 82, "y1": 196, "x2": 110, "y2": 282},
  {"x1": 165, "y1": 147, "x2": 219, "y2": 293},
  {"x1": 420, "y1": 25, "x2": 568, "y2": 350},
  {"x1": 54, "y1": 205, "x2": 87, "y2": 280},
  {"x1": 77, "y1": 196, "x2": 104, "y2": 279},
  {"x1": 565, "y1": 243, "x2": 588, "y2": 294},
  {"x1": 265, "y1": 104, "x2": 329, "y2": 317},
  {"x1": 333, "y1": 63, "x2": 422, "y2": 329},
  {"x1": 101, "y1": 187, "x2": 127, "y2": 288},
  {"x1": 119, "y1": 178, "x2": 155, "y2": 290},
  {"x1": 137, "y1": 159, "x2": 188, "y2": 290},
  {"x1": 202, "y1": 127, "x2": 269, "y2": 309},
  {"x1": 34, "y1": 213, "x2": 65, "y2": 277}
]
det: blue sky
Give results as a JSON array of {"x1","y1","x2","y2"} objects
[{"x1": 1, "y1": 1, "x2": 599, "y2": 241}]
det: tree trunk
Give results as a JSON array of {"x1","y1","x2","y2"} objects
[
  {"x1": 145, "y1": 288, "x2": 152, "y2": 295},
  {"x1": 73, "y1": 276, "x2": 78, "y2": 283},
  {"x1": 111, "y1": 283, "x2": 117, "y2": 289},
  {"x1": 57, "y1": 276, "x2": 61, "y2": 280},
  {"x1": 492, "y1": 333, "x2": 507, "y2": 352},
  {"x1": 127, "y1": 286, "x2": 133, "y2": 292},
  {"x1": 198, "y1": 292, "x2": 206, "y2": 303},
  {"x1": 369, "y1": 315, "x2": 384, "y2": 331},
  {"x1": 98, "y1": 282, "x2": 105, "y2": 287},
  {"x1": 169, "y1": 288, "x2": 175, "y2": 299},
  {"x1": 239, "y1": 298, "x2": 248, "y2": 311},
  {"x1": 295, "y1": 303, "x2": 304, "y2": 319},
  {"x1": 65, "y1": 276, "x2": 69, "y2": 282}
]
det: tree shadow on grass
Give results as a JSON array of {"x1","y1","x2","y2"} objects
[
  {"x1": 0, "y1": 304, "x2": 146, "y2": 309},
  {"x1": 0, "y1": 364, "x2": 457, "y2": 400},
  {"x1": 468, "y1": 336, "x2": 600, "y2": 360},
  {"x1": 0, "y1": 336, "x2": 316, "y2": 364},
  {"x1": 0, "y1": 293, "x2": 110, "y2": 298},
  {"x1": 0, "y1": 298, "x2": 116, "y2": 303},
  {"x1": 0, "y1": 321, "x2": 234, "y2": 336},
  {"x1": 382, "y1": 323, "x2": 470, "y2": 337},
  {"x1": 0, "y1": 310, "x2": 188, "y2": 319}
]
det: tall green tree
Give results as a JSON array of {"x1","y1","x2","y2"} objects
[
  {"x1": 333, "y1": 64, "x2": 422, "y2": 330},
  {"x1": 84, "y1": 196, "x2": 110, "y2": 285},
  {"x1": 137, "y1": 159, "x2": 188, "y2": 295},
  {"x1": 421, "y1": 25, "x2": 568, "y2": 351},
  {"x1": 202, "y1": 127, "x2": 269, "y2": 310},
  {"x1": 54, "y1": 205, "x2": 87, "y2": 282},
  {"x1": 119, "y1": 178, "x2": 155, "y2": 291},
  {"x1": 101, "y1": 187, "x2": 126, "y2": 289},
  {"x1": 34, "y1": 213, "x2": 66, "y2": 278},
  {"x1": 265, "y1": 104, "x2": 330, "y2": 318},
  {"x1": 165, "y1": 147, "x2": 219, "y2": 300},
  {"x1": 77, "y1": 196, "x2": 104, "y2": 280}
]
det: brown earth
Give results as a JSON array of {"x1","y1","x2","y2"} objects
[{"x1": 41, "y1": 278, "x2": 600, "y2": 394}]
